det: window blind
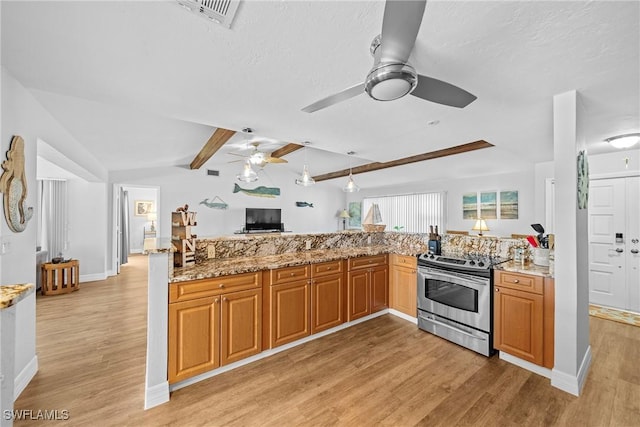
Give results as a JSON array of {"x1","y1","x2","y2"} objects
[{"x1": 362, "y1": 192, "x2": 445, "y2": 233}]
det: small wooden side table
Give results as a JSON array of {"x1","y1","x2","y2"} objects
[{"x1": 41, "y1": 260, "x2": 80, "y2": 296}]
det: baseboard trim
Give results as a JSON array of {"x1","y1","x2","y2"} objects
[
  {"x1": 388, "y1": 309, "x2": 417, "y2": 324},
  {"x1": 499, "y1": 351, "x2": 552, "y2": 379},
  {"x1": 80, "y1": 272, "x2": 108, "y2": 283},
  {"x1": 551, "y1": 345, "x2": 592, "y2": 396},
  {"x1": 144, "y1": 382, "x2": 170, "y2": 410},
  {"x1": 169, "y1": 310, "x2": 389, "y2": 393},
  {"x1": 14, "y1": 355, "x2": 38, "y2": 400}
]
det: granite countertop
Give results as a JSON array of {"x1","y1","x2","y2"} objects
[
  {"x1": 143, "y1": 238, "x2": 175, "y2": 254},
  {"x1": 496, "y1": 261, "x2": 553, "y2": 278},
  {"x1": 1, "y1": 283, "x2": 35, "y2": 309},
  {"x1": 171, "y1": 245, "x2": 422, "y2": 283}
]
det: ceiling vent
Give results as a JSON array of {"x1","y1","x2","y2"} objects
[
  {"x1": 176, "y1": 0, "x2": 240, "y2": 28},
  {"x1": 207, "y1": 169, "x2": 220, "y2": 176}
]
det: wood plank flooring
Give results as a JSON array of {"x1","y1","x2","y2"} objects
[{"x1": 14, "y1": 255, "x2": 640, "y2": 426}]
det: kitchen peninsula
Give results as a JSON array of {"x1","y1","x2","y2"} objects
[{"x1": 143, "y1": 231, "x2": 530, "y2": 409}]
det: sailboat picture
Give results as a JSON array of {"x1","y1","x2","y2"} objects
[{"x1": 362, "y1": 203, "x2": 386, "y2": 232}]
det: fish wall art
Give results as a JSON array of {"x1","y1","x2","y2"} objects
[
  {"x1": 295, "y1": 201, "x2": 314, "y2": 208},
  {"x1": 200, "y1": 196, "x2": 229, "y2": 210},
  {"x1": 233, "y1": 183, "x2": 280, "y2": 198}
]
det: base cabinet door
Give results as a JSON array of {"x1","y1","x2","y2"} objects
[
  {"x1": 168, "y1": 297, "x2": 220, "y2": 384},
  {"x1": 270, "y1": 280, "x2": 311, "y2": 347},
  {"x1": 221, "y1": 288, "x2": 262, "y2": 366},
  {"x1": 494, "y1": 285, "x2": 544, "y2": 364},
  {"x1": 347, "y1": 270, "x2": 370, "y2": 321},
  {"x1": 311, "y1": 274, "x2": 343, "y2": 333},
  {"x1": 390, "y1": 265, "x2": 417, "y2": 317},
  {"x1": 370, "y1": 265, "x2": 389, "y2": 313}
]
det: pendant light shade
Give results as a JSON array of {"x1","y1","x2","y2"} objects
[
  {"x1": 295, "y1": 164, "x2": 315, "y2": 186},
  {"x1": 237, "y1": 160, "x2": 258, "y2": 182},
  {"x1": 343, "y1": 171, "x2": 360, "y2": 192}
]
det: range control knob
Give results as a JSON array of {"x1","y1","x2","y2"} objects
[
  {"x1": 469, "y1": 260, "x2": 476, "y2": 266},
  {"x1": 477, "y1": 261, "x2": 485, "y2": 267}
]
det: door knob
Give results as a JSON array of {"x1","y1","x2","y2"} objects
[{"x1": 615, "y1": 248, "x2": 624, "y2": 253}]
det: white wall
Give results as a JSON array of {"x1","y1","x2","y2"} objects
[
  {"x1": 123, "y1": 186, "x2": 158, "y2": 253},
  {"x1": 111, "y1": 163, "x2": 345, "y2": 238},
  {"x1": 589, "y1": 148, "x2": 640, "y2": 176},
  {"x1": 346, "y1": 169, "x2": 537, "y2": 237}
]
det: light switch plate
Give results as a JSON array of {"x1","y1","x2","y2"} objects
[{"x1": 207, "y1": 244, "x2": 216, "y2": 259}]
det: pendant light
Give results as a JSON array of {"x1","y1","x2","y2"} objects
[
  {"x1": 237, "y1": 160, "x2": 258, "y2": 182},
  {"x1": 343, "y1": 151, "x2": 360, "y2": 193},
  {"x1": 295, "y1": 142, "x2": 315, "y2": 187}
]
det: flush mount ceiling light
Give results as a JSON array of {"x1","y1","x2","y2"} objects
[
  {"x1": 343, "y1": 151, "x2": 360, "y2": 193},
  {"x1": 605, "y1": 133, "x2": 640, "y2": 149},
  {"x1": 295, "y1": 142, "x2": 315, "y2": 187}
]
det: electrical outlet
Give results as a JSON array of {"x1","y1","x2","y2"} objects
[
  {"x1": 305, "y1": 240, "x2": 312, "y2": 250},
  {"x1": 207, "y1": 244, "x2": 216, "y2": 259},
  {"x1": 367, "y1": 236, "x2": 372, "y2": 245}
]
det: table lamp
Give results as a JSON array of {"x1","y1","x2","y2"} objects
[
  {"x1": 472, "y1": 218, "x2": 489, "y2": 236},
  {"x1": 147, "y1": 212, "x2": 157, "y2": 232},
  {"x1": 339, "y1": 209, "x2": 351, "y2": 230}
]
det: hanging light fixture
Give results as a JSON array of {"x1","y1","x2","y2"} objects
[
  {"x1": 605, "y1": 133, "x2": 640, "y2": 149},
  {"x1": 295, "y1": 142, "x2": 315, "y2": 187},
  {"x1": 343, "y1": 151, "x2": 360, "y2": 193},
  {"x1": 237, "y1": 160, "x2": 258, "y2": 182}
]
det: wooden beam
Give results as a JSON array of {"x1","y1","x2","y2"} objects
[
  {"x1": 312, "y1": 140, "x2": 494, "y2": 182},
  {"x1": 189, "y1": 127, "x2": 236, "y2": 170},
  {"x1": 270, "y1": 143, "x2": 302, "y2": 159}
]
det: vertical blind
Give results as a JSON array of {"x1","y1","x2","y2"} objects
[
  {"x1": 362, "y1": 192, "x2": 446, "y2": 233},
  {"x1": 38, "y1": 179, "x2": 68, "y2": 259}
]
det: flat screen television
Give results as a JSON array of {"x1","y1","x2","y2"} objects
[{"x1": 245, "y1": 208, "x2": 283, "y2": 232}]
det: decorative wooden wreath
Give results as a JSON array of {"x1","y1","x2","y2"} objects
[{"x1": 0, "y1": 136, "x2": 33, "y2": 232}]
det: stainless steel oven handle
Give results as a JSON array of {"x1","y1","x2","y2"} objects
[
  {"x1": 418, "y1": 315, "x2": 487, "y2": 341},
  {"x1": 419, "y1": 267, "x2": 489, "y2": 286}
]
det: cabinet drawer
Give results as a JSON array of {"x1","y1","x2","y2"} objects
[
  {"x1": 348, "y1": 255, "x2": 388, "y2": 270},
  {"x1": 495, "y1": 270, "x2": 543, "y2": 294},
  {"x1": 270, "y1": 264, "x2": 310, "y2": 285},
  {"x1": 170, "y1": 272, "x2": 261, "y2": 303},
  {"x1": 311, "y1": 260, "x2": 344, "y2": 278},
  {"x1": 390, "y1": 254, "x2": 417, "y2": 268}
]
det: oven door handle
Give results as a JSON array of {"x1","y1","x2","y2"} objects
[
  {"x1": 418, "y1": 315, "x2": 487, "y2": 341},
  {"x1": 420, "y1": 268, "x2": 489, "y2": 288}
]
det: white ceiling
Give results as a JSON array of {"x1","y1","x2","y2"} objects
[{"x1": 2, "y1": 1, "x2": 638, "y2": 188}]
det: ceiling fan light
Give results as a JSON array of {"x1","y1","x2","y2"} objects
[
  {"x1": 237, "y1": 161, "x2": 258, "y2": 183},
  {"x1": 343, "y1": 172, "x2": 360, "y2": 193},
  {"x1": 249, "y1": 151, "x2": 265, "y2": 165},
  {"x1": 365, "y1": 62, "x2": 417, "y2": 101},
  {"x1": 295, "y1": 164, "x2": 315, "y2": 187},
  {"x1": 605, "y1": 133, "x2": 640, "y2": 149}
]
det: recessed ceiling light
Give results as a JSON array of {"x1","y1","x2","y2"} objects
[
  {"x1": 427, "y1": 120, "x2": 440, "y2": 126},
  {"x1": 605, "y1": 133, "x2": 640, "y2": 149}
]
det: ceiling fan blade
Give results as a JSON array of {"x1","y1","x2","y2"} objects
[
  {"x1": 378, "y1": 0, "x2": 426, "y2": 64},
  {"x1": 228, "y1": 152, "x2": 249, "y2": 158},
  {"x1": 265, "y1": 157, "x2": 287, "y2": 164},
  {"x1": 411, "y1": 74, "x2": 477, "y2": 108},
  {"x1": 301, "y1": 82, "x2": 365, "y2": 113}
]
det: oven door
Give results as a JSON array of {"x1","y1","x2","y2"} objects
[{"x1": 417, "y1": 266, "x2": 490, "y2": 332}]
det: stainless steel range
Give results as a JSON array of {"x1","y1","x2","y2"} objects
[{"x1": 416, "y1": 253, "x2": 509, "y2": 356}]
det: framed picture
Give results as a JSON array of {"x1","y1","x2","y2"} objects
[
  {"x1": 348, "y1": 202, "x2": 361, "y2": 228},
  {"x1": 480, "y1": 192, "x2": 497, "y2": 219},
  {"x1": 462, "y1": 193, "x2": 477, "y2": 219},
  {"x1": 134, "y1": 200, "x2": 154, "y2": 216},
  {"x1": 500, "y1": 190, "x2": 519, "y2": 219}
]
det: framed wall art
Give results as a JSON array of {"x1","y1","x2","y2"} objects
[{"x1": 134, "y1": 200, "x2": 154, "y2": 216}]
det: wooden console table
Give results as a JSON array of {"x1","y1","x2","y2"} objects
[{"x1": 41, "y1": 260, "x2": 80, "y2": 296}]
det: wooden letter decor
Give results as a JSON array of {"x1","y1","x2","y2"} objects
[{"x1": 0, "y1": 136, "x2": 34, "y2": 232}]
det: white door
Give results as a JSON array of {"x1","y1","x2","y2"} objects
[
  {"x1": 625, "y1": 177, "x2": 640, "y2": 312},
  {"x1": 588, "y1": 178, "x2": 626, "y2": 308}
]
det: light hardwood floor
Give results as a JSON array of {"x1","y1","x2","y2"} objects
[{"x1": 15, "y1": 255, "x2": 640, "y2": 426}]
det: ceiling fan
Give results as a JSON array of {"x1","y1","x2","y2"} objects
[
  {"x1": 229, "y1": 142, "x2": 288, "y2": 168},
  {"x1": 301, "y1": 0, "x2": 477, "y2": 113}
]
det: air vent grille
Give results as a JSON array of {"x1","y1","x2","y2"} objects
[
  {"x1": 207, "y1": 169, "x2": 220, "y2": 176},
  {"x1": 176, "y1": 0, "x2": 240, "y2": 28}
]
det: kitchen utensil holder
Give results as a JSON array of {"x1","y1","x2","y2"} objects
[{"x1": 533, "y1": 248, "x2": 550, "y2": 267}]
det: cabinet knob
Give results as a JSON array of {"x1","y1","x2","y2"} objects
[
  {"x1": 223, "y1": 297, "x2": 227, "y2": 302},
  {"x1": 495, "y1": 288, "x2": 500, "y2": 292},
  {"x1": 214, "y1": 298, "x2": 219, "y2": 303},
  {"x1": 326, "y1": 267, "x2": 331, "y2": 270},
  {"x1": 513, "y1": 279, "x2": 519, "y2": 283},
  {"x1": 219, "y1": 284, "x2": 225, "y2": 288},
  {"x1": 290, "y1": 273, "x2": 295, "y2": 276}
]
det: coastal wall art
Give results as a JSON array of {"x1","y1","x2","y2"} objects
[{"x1": 0, "y1": 135, "x2": 34, "y2": 232}]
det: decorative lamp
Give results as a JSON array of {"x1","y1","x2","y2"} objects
[
  {"x1": 147, "y1": 212, "x2": 157, "y2": 232},
  {"x1": 343, "y1": 151, "x2": 360, "y2": 192},
  {"x1": 295, "y1": 164, "x2": 315, "y2": 186},
  {"x1": 472, "y1": 218, "x2": 489, "y2": 236},
  {"x1": 237, "y1": 160, "x2": 258, "y2": 183},
  {"x1": 338, "y1": 209, "x2": 351, "y2": 230}
]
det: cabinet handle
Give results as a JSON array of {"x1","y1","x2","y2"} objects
[
  {"x1": 290, "y1": 273, "x2": 295, "y2": 276},
  {"x1": 616, "y1": 248, "x2": 624, "y2": 253},
  {"x1": 513, "y1": 279, "x2": 519, "y2": 283}
]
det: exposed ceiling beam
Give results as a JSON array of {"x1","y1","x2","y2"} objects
[
  {"x1": 189, "y1": 127, "x2": 236, "y2": 169},
  {"x1": 312, "y1": 140, "x2": 494, "y2": 182},
  {"x1": 270, "y1": 143, "x2": 302, "y2": 158}
]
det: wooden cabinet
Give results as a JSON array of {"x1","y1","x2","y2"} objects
[
  {"x1": 389, "y1": 254, "x2": 417, "y2": 317},
  {"x1": 347, "y1": 255, "x2": 388, "y2": 321},
  {"x1": 270, "y1": 279, "x2": 311, "y2": 347},
  {"x1": 310, "y1": 260, "x2": 344, "y2": 334},
  {"x1": 168, "y1": 272, "x2": 262, "y2": 384},
  {"x1": 494, "y1": 270, "x2": 554, "y2": 368}
]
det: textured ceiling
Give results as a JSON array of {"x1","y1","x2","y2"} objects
[{"x1": 2, "y1": 1, "x2": 638, "y2": 188}]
